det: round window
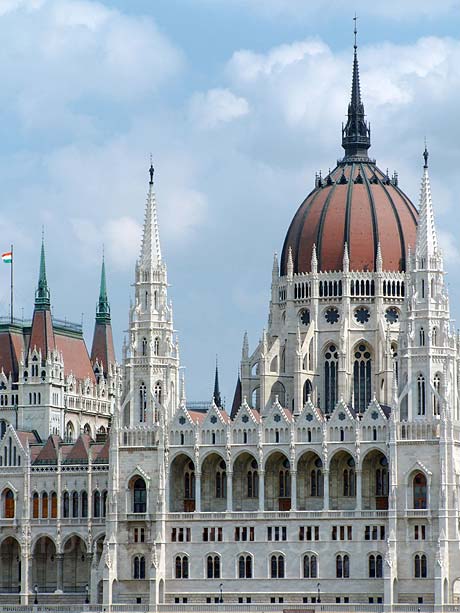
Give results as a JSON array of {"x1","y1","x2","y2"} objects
[
  {"x1": 354, "y1": 307, "x2": 370, "y2": 324},
  {"x1": 300, "y1": 309, "x2": 310, "y2": 326},
  {"x1": 325, "y1": 307, "x2": 340, "y2": 324},
  {"x1": 385, "y1": 307, "x2": 399, "y2": 324}
]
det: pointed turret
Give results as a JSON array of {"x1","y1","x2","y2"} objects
[
  {"x1": 415, "y1": 146, "x2": 439, "y2": 265},
  {"x1": 91, "y1": 255, "x2": 116, "y2": 372},
  {"x1": 29, "y1": 237, "x2": 55, "y2": 355},
  {"x1": 140, "y1": 163, "x2": 162, "y2": 270},
  {"x1": 342, "y1": 19, "x2": 371, "y2": 160},
  {"x1": 35, "y1": 237, "x2": 51, "y2": 311},
  {"x1": 213, "y1": 358, "x2": 222, "y2": 408},
  {"x1": 272, "y1": 252, "x2": 279, "y2": 280},
  {"x1": 230, "y1": 373, "x2": 242, "y2": 420}
]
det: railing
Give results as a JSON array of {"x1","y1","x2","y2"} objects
[
  {"x1": 0, "y1": 316, "x2": 82, "y2": 334},
  {"x1": 165, "y1": 510, "x2": 389, "y2": 521}
]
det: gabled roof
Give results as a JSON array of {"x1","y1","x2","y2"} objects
[
  {"x1": 33, "y1": 434, "x2": 61, "y2": 464},
  {"x1": 63, "y1": 434, "x2": 91, "y2": 463},
  {"x1": 55, "y1": 333, "x2": 95, "y2": 382},
  {"x1": 93, "y1": 436, "x2": 110, "y2": 463}
]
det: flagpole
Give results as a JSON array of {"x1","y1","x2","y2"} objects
[{"x1": 10, "y1": 244, "x2": 13, "y2": 324}]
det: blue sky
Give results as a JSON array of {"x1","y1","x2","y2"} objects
[{"x1": 1, "y1": 0, "x2": 460, "y2": 404}]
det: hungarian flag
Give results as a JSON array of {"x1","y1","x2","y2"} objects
[{"x1": 1, "y1": 251, "x2": 12, "y2": 263}]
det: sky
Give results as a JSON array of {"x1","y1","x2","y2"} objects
[{"x1": 1, "y1": 0, "x2": 460, "y2": 405}]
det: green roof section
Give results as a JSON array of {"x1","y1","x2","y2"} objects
[
  {"x1": 34, "y1": 237, "x2": 51, "y2": 311},
  {"x1": 96, "y1": 255, "x2": 111, "y2": 324}
]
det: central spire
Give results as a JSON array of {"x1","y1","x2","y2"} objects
[
  {"x1": 96, "y1": 253, "x2": 111, "y2": 324},
  {"x1": 35, "y1": 235, "x2": 51, "y2": 310},
  {"x1": 342, "y1": 17, "x2": 371, "y2": 160},
  {"x1": 139, "y1": 162, "x2": 162, "y2": 270}
]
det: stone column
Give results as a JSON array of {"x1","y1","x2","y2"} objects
[
  {"x1": 21, "y1": 552, "x2": 31, "y2": 604},
  {"x1": 56, "y1": 554, "x2": 64, "y2": 593},
  {"x1": 355, "y1": 470, "x2": 362, "y2": 511},
  {"x1": 258, "y1": 471, "x2": 265, "y2": 512},
  {"x1": 226, "y1": 472, "x2": 233, "y2": 512},
  {"x1": 323, "y1": 470, "x2": 330, "y2": 511},
  {"x1": 86, "y1": 552, "x2": 93, "y2": 600},
  {"x1": 195, "y1": 473, "x2": 201, "y2": 512},
  {"x1": 290, "y1": 471, "x2": 297, "y2": 511}
]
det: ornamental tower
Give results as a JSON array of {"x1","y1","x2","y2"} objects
[{"x1": 122, "y1": 164, "x2": 180, "y2": 426}]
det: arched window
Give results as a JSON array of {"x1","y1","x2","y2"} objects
[
  {"x1": 215, "y1": 461, "x2": 227, "y2": 498},
  {"x1": 311, "y1": 464, "x2": 323, "y2": 496},
  {"x1": 207, "y1": 555, "x2": 221, "y2": 578},
  {"x1": 432, "y1": 327, "x2": 438, "y2": 346},
  {"x1": 279, "y1": 465, "x2": 291, "y2": 498},
  {"x1": 343, "y1": 467, "x2": 355, "y2": 497},
  {"x1": 353, "y1": 344, "x2": 372, "y2": 411},
  {"x1": 50, "y1": 492, "x2": 57, "y2": 518},
  {"x1": 102, "y1": 490, "x2": 108, "y2": 517},
  {"x1": 271, "y1": 381, "x2": 286, "y2": 407},
  {"x1": 33, "y1": 492, "x2": 39, "y2": 518},
  {"x1": 417, "y1": 375, "x2": 426, "y2": 416},
  {"x1": 303, "y1": 554, "x2": 318, "y2": 578},
  {"x1": 184, "y1": 463, "x2": 195, "y2": 500},
  {"x1": 4, "y1": 489, "x2": 14, "y2": 518},
  {"x1": 154, "y1": 382, "x2": 162, "y2": 406},
  {"x1": 133, "y1": 478, "x2": 147, "y2": 513},
  {"x1": 414, "y1": 553, "x2": 427, "y2": 578},
  {"x1": 433, "y1": 374, "x2": 441, "y2": 416},
  {"x1": 238, "y1": 555, "x2": 252, "y2": 578},
  {"x1": 175, "y1": 555, "x2": 189, "y2": 579},
  {"x1": 270, "y1": 554, "x2": 285, "y2": 578},
  {"x1": 419, "y1": 327, "x2": 425, "y2": 346},
  {"x1": 93, "y1": 491, "x2": 101, "y2": 518},
  {"x1": 72, "y1": 491, "x2": 79, "y2": 517},
  {"x1": 41, "y1": 492, "x2": 48, "y2": 518},
  {"x1": 413, "y1": 473, "x2": 427, "y2": 509},
  {"x1": 81, "y1": 491, "x2": 88, "y2": 518},
  {"x1": 154, "y1": 337, "x2": 160, "y2": 356},
  {"x1": 133, "y1": 555, "x2": 146, "y2": 579},
  {"x1": 336, "y1": 554, "x2": 350, "y2": 578},
  {"x1": 324, "y1": 344, "x2": 338, "y2": 412},
  {"x1": 369, "y1": 554, "x2": 383, "y2": 578},
  {"x1": 139, "y1": 382, "x2": 147, "y2": 422},
  {"x1": 375, "y1": 465, "x2": 389, "y2": 496},
  {"x1": 66, "y1": 421, "x2": 74, "y2": 441},
  {"x1": 303, "y1": 379, "x2": 312, "y2": 404},
  {"x1": 142, "y1": 338, "x2": 147, "y2": 356},
  {"x1": 62, "y1": 491, "x2": 69, "y2": 518},
  {"x1": 247, "y1": 461, "x2": 258, "y2": 498},
  {"x1": 83, "y1": 423, "x2": 91, "y2": 437}
]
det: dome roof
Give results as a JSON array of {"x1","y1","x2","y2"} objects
[
  {"x1": 280, "y1": 38, "x2": 419, "y2": 275},
  {"x1": 281, "y1": 163, "x2": 418, "y2": 275}
]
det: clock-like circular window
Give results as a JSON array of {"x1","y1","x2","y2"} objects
[
  {"x1": 299, "y1": 309, "x2": 310, "y2": 326},
  {"x1": 325, "y1": 307, "x2": 340, "y2": 325},
  {"x1": 385, "y1": 307, "x2": 399, "y2": 324},
  {"x1": 354, "y1": 307, "x2": 370, "y2": 324}
]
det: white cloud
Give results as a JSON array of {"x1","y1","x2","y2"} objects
[
  {"x1": 189, "y1": 88, "x2": 250, "y2": 128},
  {"x1": 438, "y1": 230, "x2": 460, "y2": 265}
]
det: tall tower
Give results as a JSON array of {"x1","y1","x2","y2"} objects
[{"x1": 122, "y1": 164, "x2": 180, "y2": 426}]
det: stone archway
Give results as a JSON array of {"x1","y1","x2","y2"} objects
[
  {"x1": 329, "y1": 450, "x2": 356, "y2": 510},
  {"x1": 169, "y1": 454, "x2": 195, "y2": 512},
  {"x1": 201, "y1": 453, "x2": 227, "y2": 512},
  {"x1": 32, "y1": 537, "x2": 57, "y2": 592},
  {"x1": 0, "y1": 537, "x2": 21, "y2": 593},
  {"x1": 62, "y1": 536, "x2": 88, "y2": 593},
  {"x1": 232, "y1": 452, "x2": 258, "y2": 512},
  {"x1": 296, "y1": 451, "x2": 323, "y2": 510},
  {"x1": 264, "y1": 451, "x2": 290, "y2": 511},
  {"x1": 362, "y1": 449, "x2": 389, "y2": 510}
]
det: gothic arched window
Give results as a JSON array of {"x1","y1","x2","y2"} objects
[
  {"x1": 303, "y1": 554, "x2": 318, "y2": 578},
  {"x1": 413, "y1": 473, "x2": 427, "y2": 509},
  {"x1": 353, "y1": 344, "x2": 372, "y2": 411},
  {"x1": 154, "y1": 382, "x2": 162, "y2": 406},
  {"x1": 141, "y1": 338, "x2": 147, "y2": 356},
  {"x1": 433, "y1": 374, "x2": 441, "y2": 416},
  {"x1": 414, "y1": 553, "x2": 427, "y2": 578},
  {"x1": 270, "y1": 554, "x2": 285, "y2": 578},
  {"x1": 336, "y1": 554, "x2": 349, "y2": 578},
  {"x1": 133, "y1": 477, "x2": 147, "y2": 513},
  {"x1": 324, "y1": 344, "x2": 338, "y2": 412},
  {"x1": 139, "y1": 382, "x2": 147, "y2": 422},
  {"x1": 369, "y1": 554, "x2": 383, "y2": 578},
  {"x1": 417, "y1": 374, "x2": 426, "y2": 416},
  {"x1": 154, "y1": 337, "x2": 160, "y2": 356}
]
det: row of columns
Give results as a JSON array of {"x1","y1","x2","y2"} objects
[{"x1": 187, "y1": 469, "x2": 363, "y2": 512}]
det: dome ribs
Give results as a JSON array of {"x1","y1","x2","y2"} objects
[
  {"x1": 280, "y1": 186, "x2": 318, "y2": 275},
  {"x1": 360, "y1": 163, "x2": 380, "y2": 271},
  {"x1": 349, "y1": 164, "x2": 375, "y2": 271},
  {"x1": 316, "y1": 180, "x2": 339, "y2": 271},
  {"x1": 343, "y1": 163, "x2": 356, "y2": 264},
  {"x1": 376, "y1": 168, "x2": 406, "y2": 271}
]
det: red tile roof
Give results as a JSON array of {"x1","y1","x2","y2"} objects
[
  {"x1": 55, "y1": 333, "x2": 96, "y2": 382},
  {"x1": 91, "y1": 322, "x2": 116, "y2": 372}
]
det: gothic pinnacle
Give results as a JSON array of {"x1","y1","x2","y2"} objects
[
  {"x1": 96, "y1": 253, "x2": 111, "y2": 324},
  {"x1": 35, "y1": 234, "x2": 51, "y2": 311}
]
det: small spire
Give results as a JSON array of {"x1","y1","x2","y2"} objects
[
  {"x1": 376, "y1": 242, "x2": 383, "y2": 273},
  {"x1": 96, "y1": 252, "x2": 111, "y2": 323},
  {"x1": 343, "y1": 242, "x2": 349, "y2": 272},
  {"x1": 140, "y1": 158, "x2": 162, "y2": 269},
  {"x1": 213, "y1": 356, "x2": 222, "y2": 408},
  {"x1": 272, "y1": 252, "x2": 279, "y2": 279},
  {"x1": 35, "y1": 234, "x2": 51, "y2": 310},
  {"x1": 311, "y1": 244, "x2": 318, "y2": 273},
  {"x1": 342, "y1": 16, "x2": 371, "y2": 160},
  {"x1": 287, "y1": 246, "x2": 294, "y2": 277},
  {"x1": 180, "y1": 370, "x2": 186, "y2": 406},
  {"x1": 416, "y1": 146, "x2": 438, "y2": 263}
]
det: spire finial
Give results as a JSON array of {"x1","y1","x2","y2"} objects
[
  {"x1": 342, "y1": 16, "x2": 371, "y2": 160},
  {"x1": 423, "y1": 139, "x2": 429, "y2": 169},
  {"x1": 149, "y1": 155, "x2": 154, "y2": 185},
  {"x1": 96, "y1": 250, "x2": 111, "y2": 323},
  {"x1": 213, "y1": 356, "x2": 222, "y2": 408},
  {"x1": 35, "y1": 232, "x2": 51, "y2": 310}
]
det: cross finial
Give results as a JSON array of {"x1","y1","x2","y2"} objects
[
  {"x1": 423, "y1": 138, "x2": 429, "y2": 169},
  {"x1": 353, "y1": 14, "x2": 358, "y2": 50}
]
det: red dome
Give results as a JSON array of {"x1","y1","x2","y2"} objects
[{"x1": 281, "y1": 162, "x2": 418, "y2": 275}]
